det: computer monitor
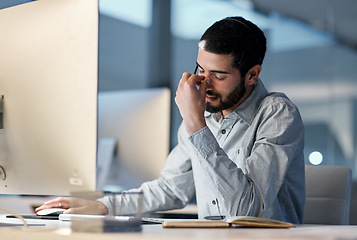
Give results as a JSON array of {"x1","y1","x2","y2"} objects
[
  {"x1": 0, "y1": 0, "x2": 98, "y2": 195},
  {"x1": 97, "y1": 88, "x2": 171, "y2": 191}
]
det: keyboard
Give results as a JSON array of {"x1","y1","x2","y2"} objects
[
  {"x1": 59, "y1": 214, "x2": 164, "y2": 224},
  {"x1": 59, "y1": 214, "x2": 131, "y2": 221},
  {"x1": 6, "y1": 214, "x2": 59, "y2": 220}
]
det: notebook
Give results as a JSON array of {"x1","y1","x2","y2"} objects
[{"x1": 162, "y1": 216, "x2": 295, "y2": 228}]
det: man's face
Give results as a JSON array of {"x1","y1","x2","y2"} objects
[{"x1": 196, "y1": 48, "x2": 247, "y2": 115}]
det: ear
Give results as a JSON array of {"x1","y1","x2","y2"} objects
[{"x1": 245, "y1": 65, "x2": 262, "y2": 85}]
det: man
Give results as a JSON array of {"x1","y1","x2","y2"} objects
[{"x1": 36, "y1": 16, "x2": 305, "y2": 223}]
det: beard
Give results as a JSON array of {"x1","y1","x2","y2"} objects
[{"x1": 206, "y1": 78, "x2": 246, "y2": 113}]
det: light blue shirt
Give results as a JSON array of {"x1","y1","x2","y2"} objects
[{"x1": 98, "y1": 78, "x2": 305, "y2": 224}]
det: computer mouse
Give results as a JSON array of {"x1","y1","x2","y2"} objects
[{"x1": 36, "y1": 208, "x2": 65, "y2": 216}]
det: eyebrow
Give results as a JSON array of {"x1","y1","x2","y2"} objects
[{"x1": 196, "y1": 62, "x2": 230, "y2": 74}]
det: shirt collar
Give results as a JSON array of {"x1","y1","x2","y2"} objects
[{"x1": 204, "y1": 78, "x2": 268, "y2": 125}]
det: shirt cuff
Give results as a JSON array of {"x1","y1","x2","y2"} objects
[
  {"x1": 188, "y1": 126, "x2": 219, "y2": 159},
  {"x1": 97, "y1": 196, "x2": 114, "y2": 215}
]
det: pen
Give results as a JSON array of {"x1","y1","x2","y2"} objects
[{"x1": 204, "y1": 215, "x2": 226, "y2": 220}]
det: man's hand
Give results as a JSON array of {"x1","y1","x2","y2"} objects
[
  {"x1": 35, "y1": 197, "x2": 108, "y2": 215},
  {"x1": 175, "y1": 72, "x2": 209, "y2": 136}
]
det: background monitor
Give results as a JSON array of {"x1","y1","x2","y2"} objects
[
  {"x1": 0, "y1": 0, "x2": 98, "y2": 195},
  {"x1": 97, "y1": 88, "x2": 171, "y2": 191}
]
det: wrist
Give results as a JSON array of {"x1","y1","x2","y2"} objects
[
  {"x1": 184, "y1": 119, "x2": 206, "y2": 136},
  {"x1": 96, "y1": 201, "x2": 109, "y2": 215}
]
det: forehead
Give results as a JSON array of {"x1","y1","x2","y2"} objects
[{"x1": 197, "y1": 48, "x2": 235, "y2": 72}]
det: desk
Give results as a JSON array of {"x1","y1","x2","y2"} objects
[
  {"x1": 1, "y1": 196, "x2": 357, "y2": 239},
  {"x1": 1, "y1": 215, "x2": 357, "y2": 240}
]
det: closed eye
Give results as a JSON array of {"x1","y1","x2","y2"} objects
[
  {"x1": 196, "y1": 62, "x2": 229, "y2": 80},
  {"x1": 214, "y1": 74, "x2": 226, "y2": 80}
]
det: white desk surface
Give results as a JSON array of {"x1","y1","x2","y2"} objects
[
  {"x1": 1, "y1": 196, "x2": 357, "y2": 239},
  {"x1": 1, "y1": 215, "x2": 357, "y2": 240}
]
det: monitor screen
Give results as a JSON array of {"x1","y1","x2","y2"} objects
[
  {"x1": 0, "y1": 0, "x2": 98, "y2": 195},
  {"x1": 97, "y1": 88, "x2": 171, "y2": 191}
]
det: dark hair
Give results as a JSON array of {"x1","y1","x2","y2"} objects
[{"x1": 200, "y1": 16, "x2": 266, "y2": 77}]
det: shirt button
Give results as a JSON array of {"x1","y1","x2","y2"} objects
[
  {"x1": 212, "y1": 200, "x2": 216, "y2": 205},
  {"x1": 221, "y1": 129, "x2": 226, "y2": 134}
]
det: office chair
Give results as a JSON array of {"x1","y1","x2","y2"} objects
[{"x1": 303, "y1": 165, "x2": 352, "y2": 225}]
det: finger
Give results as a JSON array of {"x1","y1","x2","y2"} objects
[
  {"x1": 188, "y1": 73, "x2": 205, "y2": 85},
  {"x1": 179, "y1": 72, "x2": 204, "y2": 87},
  {"x1": 179, "y1": 72, "x2": 191, "y2": 86},
  {"x1": 35, "y1": 205, "x2": 46, "y2": 212},
  {"x1": 198, "y1": 78, "x2": 209, "y2": 94},
  {"x1": 176, "y1": 73, "x2": 191, "y2": 99},
  {"x1": 35, "y1": 198, "x2": 70, "y2": 212},
  {"x1": 47, "y1": 198, "x2": 70, "y2": 208},
  {"x1": 35, "y1": 201, "x2": 57, "y2": 212}
]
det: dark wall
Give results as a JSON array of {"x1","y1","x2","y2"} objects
[{"x1": 98, "y1": 14, "x2": 150, "y2": 91}]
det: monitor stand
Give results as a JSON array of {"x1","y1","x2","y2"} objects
[
  {"x1": 96, "y1": 138, "x2": 117, "y2": 190},
  {"x1": 0, "y1": 95, "x2": 6, "y2": 181}
]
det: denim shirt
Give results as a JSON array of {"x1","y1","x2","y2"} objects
[{"x1": 98, "y1": 78, "x2": 305, "y2": 224}]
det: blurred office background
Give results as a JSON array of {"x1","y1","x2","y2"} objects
[{"x1": 1, "y1": 0, "x2": 357, "y2": 223}]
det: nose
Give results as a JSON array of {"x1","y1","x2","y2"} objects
[
  {"x1": 196, "y1": 71, "x2": 213, "y2": 90},
  {"x1": 203, "y1": 76, "x2": 213, "y2": 91},
  {"x1": 197, "y1": 72, "x2": 211, "y2": 82}
]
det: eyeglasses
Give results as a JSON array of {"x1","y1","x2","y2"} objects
[
  {"x1": 193, "y1": 63, "x2": 198, "y2": 74},
  {"x1": 194, "y1": 63, "x2": 198, "y2": 75}
]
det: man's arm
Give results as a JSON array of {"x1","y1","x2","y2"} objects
[
  {"x1": 98, "y1": 124, "x2": 197, "y2": 216},
  {"x1": 188, "y1": 96, "x2": 304, "y2": 220},
  {"x1": 36, "y1": 124, "x2": 197, "y2": 216},
  {"x1": 175, "y1": 72, "x2": 208, "y2": 136}
]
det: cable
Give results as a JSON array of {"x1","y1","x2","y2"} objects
[{"x1": 0, "y1": 205, "x2": 28, "y2": 228}]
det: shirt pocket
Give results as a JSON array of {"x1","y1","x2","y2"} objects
[{"x1": 230, "y1": 146, "x2": 251, "y2": 171}]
